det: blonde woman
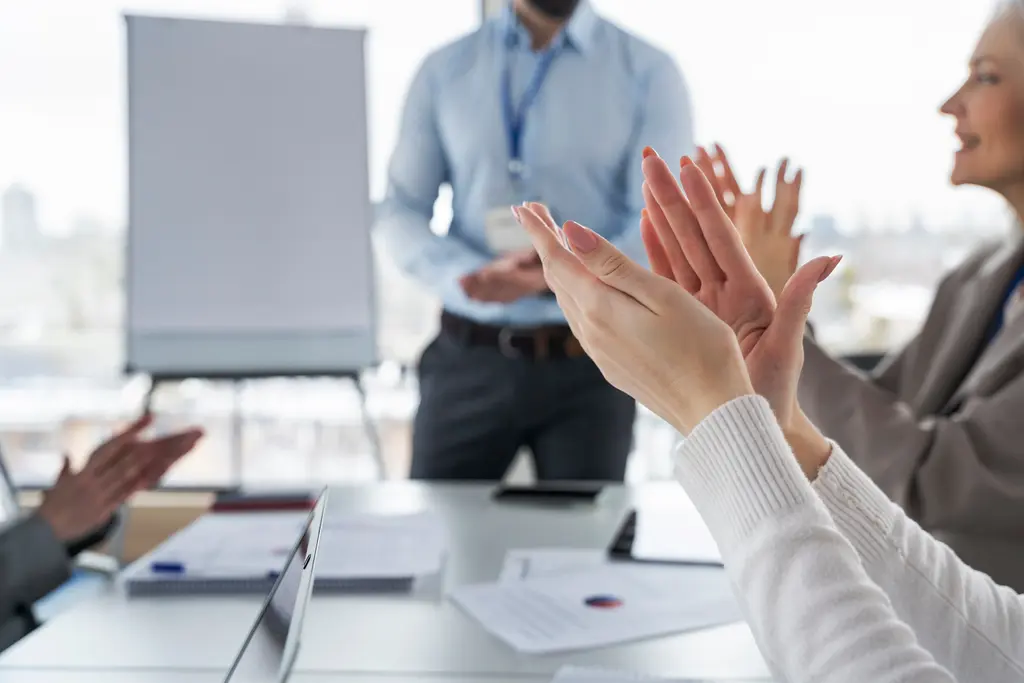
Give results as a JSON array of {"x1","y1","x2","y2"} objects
[{"x1": 702, "y1": 0, "x2": 1024, "y2": 591}]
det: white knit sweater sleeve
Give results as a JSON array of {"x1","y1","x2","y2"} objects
[
  {"x1": 673, "y1": 395, "x2": 955, "y2": 683},
  {"x1": 812, "y1": 442, "x2": 1024, "y2": 681}
]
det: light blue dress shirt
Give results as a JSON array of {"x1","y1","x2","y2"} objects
[{"x1": 375, "y1": 0, "x2": 694, "y2": 326}]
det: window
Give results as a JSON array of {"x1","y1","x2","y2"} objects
[
  {"x1": 1, "y1": 1, "x2": 1009, "y2": 488},
  {"x1": 592, "y1": 0, "x2": 1007, "y2": 354},
  {"x1": 0, "y1": 0, "x2": 478, "y2": 486}
]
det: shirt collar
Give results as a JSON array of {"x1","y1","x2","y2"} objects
[{"x1": 499, "y1": 0, "x2": 600, "y2": 56}]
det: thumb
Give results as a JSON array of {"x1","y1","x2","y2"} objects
[
  {"x1": 561, "y1": 220, "x2": 662, "y2": 308},
  {"x1": 774, "y1": 255, "x2": 842, "y2": 336},
  {"x1": 57, "y1": 454, "x2": 73, "y2": 481}
]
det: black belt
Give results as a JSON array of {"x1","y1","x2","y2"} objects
[{"x1": 440, "y1": 311, "x2": 585, "y2": 361}]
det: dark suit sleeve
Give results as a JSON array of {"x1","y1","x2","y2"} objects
[
  {"x1": 64, "y1": 513, "x2": 118, "y2": 558},
  {"x1": 0, "y1": 515, "x2": 71, "y2": 620}
]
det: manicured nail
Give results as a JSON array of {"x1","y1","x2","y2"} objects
[
  {"x1": 511, "y1": 205, "x2": 521, "y2": 221},
  {"x1": 640, "y1": 207, "x2": 650, "y2": 223},
  {"x1": 680, "y1": 155, "x2": 693, "y2": 168},
  {"x1": 642, "y1": 146, "x2": 658, "y2": 159},
  {"x1": 563, "y1": 221, "x2": 598, "y2": 253},
  {"x1": 819, "y1": 255, "x2": 843, "y2": 282}
]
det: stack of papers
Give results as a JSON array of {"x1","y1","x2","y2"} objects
[
  {"x1": 451, "y1": 549, "x2": 741, "y2": 654},
  {"x1": 550, "y1": 666, "x2": 770, "y2": 682},
  {"x1": 123, "y1": 510, "x2": 447, "y2": 596},
  {"x1": 316, "y1": 510, "x2": 447, "y2": 579},
  {"x1": 550, "y1": 667, "x2": 684, "y2": 682}
]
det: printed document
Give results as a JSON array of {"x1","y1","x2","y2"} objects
[{"x1": 451, "y1": 563, "x2": 741, "y2": 653}]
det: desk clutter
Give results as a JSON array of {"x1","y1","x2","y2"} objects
[{"x1": 109, "y1": 493, "x2": 743, "y2": 682}]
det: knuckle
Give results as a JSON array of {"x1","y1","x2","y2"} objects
[{"x1": 597, "y1": 253, "x2": 629, "y2": 281}]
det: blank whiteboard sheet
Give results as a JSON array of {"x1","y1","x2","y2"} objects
[{"x1": 125, "y1": 15, "x2": 375, "y2": 377}]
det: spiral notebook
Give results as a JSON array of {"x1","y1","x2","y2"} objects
[{"x1": 122, "y1": 510, "x2": 443, "y2": 596}]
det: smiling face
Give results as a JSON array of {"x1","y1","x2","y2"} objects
[{"x1": 941, "y1": 6, "x2": 1024, "y2": 196}]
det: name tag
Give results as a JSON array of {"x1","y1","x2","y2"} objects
[{"x1": 485, "y1": 205, "x2": 534, "y2": 254}]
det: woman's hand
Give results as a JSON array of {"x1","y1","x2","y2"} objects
[
  {"x1": 694, "y1": 144, "x2": 742, "y2": 220},
  {"x1": 738, "y1": 159, "x2": 804, "y2": 298},
  {"x1": 510, "y1": 203, "x2": 754, "y2": 436},
  {"x1": 696, "y1": 145, "x2": 804, "y2": 298},
  {"x1": 639, "y1": 149, "x2": 837, "y2": 476}
]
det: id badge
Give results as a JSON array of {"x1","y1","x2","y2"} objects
[{"x1": 485, "y1": 205, "x2": 535, "y2": 254}]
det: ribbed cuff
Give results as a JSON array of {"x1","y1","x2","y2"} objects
[
  {"x1": 673, "y1": 395, "x2": 819, "y2": 550},
  {"x1": 812, "y1": 445, "x2": 898, "y2": 565}
]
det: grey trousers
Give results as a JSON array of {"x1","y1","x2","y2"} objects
[{"x1": 410, "y1": 331, "x2": 636, "y2": 481}]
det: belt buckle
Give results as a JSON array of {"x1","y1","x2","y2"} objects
[
  {"x1": 497, "y1": 328, "x2": 524, "y2": 359},
  {"x1": 497, "y1": 328, "x2": 550, "y2": 360}
]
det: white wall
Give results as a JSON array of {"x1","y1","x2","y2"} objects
[{"x1": 482, "y1": 0, "x2": 503, "y2": 17}]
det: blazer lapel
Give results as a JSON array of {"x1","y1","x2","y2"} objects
[{"x1": 936, "y1": 233, "x2": 1024, "y2": 413}]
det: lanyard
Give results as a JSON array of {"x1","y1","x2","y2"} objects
[
  {"x1": 991, "y1": 263, "x2": 1024, "y2": 337},
  {"x1": 501, "y1": 36, "x2": 562, "y2": 181}
]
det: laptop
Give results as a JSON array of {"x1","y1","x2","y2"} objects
[{"x1": 223, "y1": 489, "x2": 328, "y2": 683}]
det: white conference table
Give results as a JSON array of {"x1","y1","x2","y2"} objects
[
  {"x1": 0, "y1": 482, "x2": 771, "y2": 681},
  {"x1": 0, "y1": 673, "x2": 548, "y2": 683}
]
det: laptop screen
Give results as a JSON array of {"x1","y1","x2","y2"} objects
[{"x1": 224, "y1": 492, "x2": 326, "y2": 683}]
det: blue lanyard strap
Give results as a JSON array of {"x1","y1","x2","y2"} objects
[
  {"x1": 987, "y1": 262, "x2": 1024, "y2": 341},
  {"x1": 501, "y1": 37, "x2": 562, "y2": 177}
]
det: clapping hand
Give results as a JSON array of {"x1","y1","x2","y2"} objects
[
  {"x1": 37, "y1": 414, "x2": 203, "y2": 543},
  {"x1": 460, "y1": 248, "x2": 547, "y2": 303},
  {"x1": 640, "y1": 148, "x2": 836, "y2": 475},
  {"x1": 698, "y1": 145, "x2": 805, "y2": 298},
  {"x1": 511, "y1": 201, "x2": 754, "y2": 436}
]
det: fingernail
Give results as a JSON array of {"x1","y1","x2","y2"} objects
[
  {"x1": 640, "y1": 207, "x2": 650, "y2": 222},
  {"x1": 818, "y1": 255, "x2": 843, "y2": 282},
  {"x1": 680, "y1": 155, "x2": 693, "y2": 168},
  {"x1": 563, "y1": 221, "x2": 598, "y2": 253},
  {"x1": 696, "y1": 145, "x2": 707, "y2": 157},
  {"x1": 642, "y1": 146, "x2": 658, "y2": 159},
  {"x1": 510, "y1": 205, "x2": 521, "y2": 221}
]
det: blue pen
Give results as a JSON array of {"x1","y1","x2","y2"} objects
[{"x1": 150, "y1": 561, "x2": 185, "y2": 574}]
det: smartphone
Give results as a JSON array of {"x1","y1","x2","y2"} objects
[{"x1": 492, "y1": 482, "x2": 604, "y2": 503}]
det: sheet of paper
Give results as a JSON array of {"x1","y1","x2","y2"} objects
[
  {"x1": 451, "y1": 563, "x2": 741, "y2": 654},
  {"x1": 550, "y1": 667, "x2": 676, "y2": 682},
  {"x1": 315, "y1": 511, "x2": 447, "y2": 578},
  {"x1": 551, "y1": 667, "x2": 771, "y2": 683},
  {"x1": 499, "y1": 548, "x2": 606, "y2": 582}
]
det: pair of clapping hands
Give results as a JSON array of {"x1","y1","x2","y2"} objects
[{"x1": 512, "y1": 147, "x2": 838, "y2": 478}]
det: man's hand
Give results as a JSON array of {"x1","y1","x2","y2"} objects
[
  {"x1": 461, "y1": 248, "x2": 548, "y2": 303},
  {"x1": 37, "y1": 414, "x2": 203, "y2": 543}
]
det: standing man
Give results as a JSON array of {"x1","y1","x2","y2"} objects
[{"x1": 376, "y1": 0, "x2": 693, "y2": 480}]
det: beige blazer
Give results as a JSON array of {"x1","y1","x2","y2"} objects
[{"x1": 800, "y1": 231, "x2": 1024, "y2": 591}]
